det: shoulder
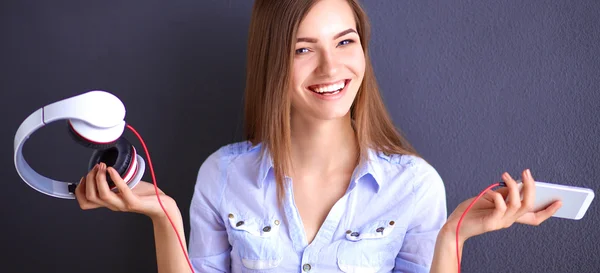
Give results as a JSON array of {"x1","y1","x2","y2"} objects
[
  {"x1": 190, "y1": 141, "x2": 265, "y2": 214},
  {"x1": 197, "y1": 140, "x2": 261, "y2": 172},
  {"x1": 372, "y1": 151, "x2": 439, "y2": 179},
  {"x1": 192, "y1": 140, "x2": 262, "y2": 194},
  {"x1": 372, "y1": 151, "x2": 445, "y2": 197},
  {"x1": 218, "y1": 140, "x2": 262, "y2": 157}
]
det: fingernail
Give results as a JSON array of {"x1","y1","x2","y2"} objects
[{"x1": 526, "y1": 169, "x2": 531, "y2": 178}]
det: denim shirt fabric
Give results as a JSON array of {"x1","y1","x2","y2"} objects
[{"x1": 188, "y1": 141, "x2": 447, "y2": 273}]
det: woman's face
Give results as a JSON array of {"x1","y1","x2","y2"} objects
[{"x1": 291, "y1": 0, "x2": 365, "y2": 122}]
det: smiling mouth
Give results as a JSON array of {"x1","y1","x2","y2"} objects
[{"x1": 307, "y1": 79, "x2": 349, "y2": 95}]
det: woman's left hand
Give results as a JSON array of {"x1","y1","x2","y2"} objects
[{"x1": 445, "y1": 169, "x2": 563, "y2": 243}]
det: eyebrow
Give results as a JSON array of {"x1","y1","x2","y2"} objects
[{"x1": 296, "y1": 28, "x2": 357, "y2": 43}]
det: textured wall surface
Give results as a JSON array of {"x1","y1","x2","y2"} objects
[{"x1": 1, "y1": 1, "x2": 598, "y2": 272}]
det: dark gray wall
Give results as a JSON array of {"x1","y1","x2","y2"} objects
[{"x1": 2, "y1": 1, "x2": 598, "y2": 272}]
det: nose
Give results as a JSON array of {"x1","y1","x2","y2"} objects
[{"x1": 316, "y1": 51, "x2": 339, "y2": 76}]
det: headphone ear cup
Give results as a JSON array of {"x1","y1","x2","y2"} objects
[
  {"x1": 88, "y1": 137, "x2": 136, "y2": 189},
  {"x1": 68, "y1": 121, "x2": 117, "y2": 149}
]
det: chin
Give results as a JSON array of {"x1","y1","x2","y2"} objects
[{"x1": 314, "y1": 108, "x2": 352, "y2": 121}]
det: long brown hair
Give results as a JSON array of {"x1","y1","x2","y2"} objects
[{"x1": 243, "y1": 0, "x2": 419, "y2": 203}]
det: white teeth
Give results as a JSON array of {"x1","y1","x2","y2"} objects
[{"x1": 310, "y1": 81, "x2": 345, "y2": 93}]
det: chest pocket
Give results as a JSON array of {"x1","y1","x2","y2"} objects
[
  {"x1": 226, "y1": 212, "x2": 283, "y2": 271},
  {"x1": 337, "y1": 219, "x2": 406, "y2": 273}
]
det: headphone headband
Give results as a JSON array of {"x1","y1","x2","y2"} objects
[{"x1": 13, "y1": 90, "x2": 145, "y2": 199}]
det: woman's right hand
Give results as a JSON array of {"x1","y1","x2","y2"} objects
[{"x1": 74, "y1": 162, "x2": 176, "y2": 220}]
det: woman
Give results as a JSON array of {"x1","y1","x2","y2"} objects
[{"x1": 74, "y1": 0, "x2": 563, "y2": 272}]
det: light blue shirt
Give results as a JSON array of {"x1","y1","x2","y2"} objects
[{"x1": 188, "y1": 141, "x2": 447, "y2": 273}]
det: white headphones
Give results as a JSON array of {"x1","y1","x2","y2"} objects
[{"x1": 13, "y1": 90, "x2": 145, "y2": 199}]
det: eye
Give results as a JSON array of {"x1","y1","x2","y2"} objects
[
  {"x1": 295, "y1": 48, "x2": 310, "y2": 54},
  {"x1": 338, "y1": 39, "x2": 354, "y2": 46}
]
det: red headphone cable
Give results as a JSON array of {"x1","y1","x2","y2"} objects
[
  {"x1": 126, "y1": 124, "x2": 195, "y2": 273},
  {"x1": 456, "y1": 181, "x2": 506, "y2": 273}
]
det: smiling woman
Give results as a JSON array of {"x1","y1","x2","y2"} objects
[
  {"x1": 294, "y1": 26, "x2": 361, "y2": 101},
  {"x1": 74, "y1": 0, "x2": 562, "y2": 272}
]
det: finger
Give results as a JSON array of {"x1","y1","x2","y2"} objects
[
  {"x1": 491, "y1": 191, "x2": 507, "y2": 218},
  {"x1": 482, "y1": 190, "x2": 497, "y2": 203},
  {"x1": 494, "y1": 187, "x2": 509, "y2": 199},
  {"x1": 75, "y1": 176, "x2": 102, "y2": 210},
  {"x1": 107, "y1": 166, "x2": 139, "y2": 207},
  {"x1": 94, "y1": 163, "x2": 122, "y2": 211},
  {"x1": 502, "y1": 172, "x2": 521, "y2": 218},
  {"x1": 532, "y1": 200, "x2": 563, "y2": 226},
  {"x1": 87, "y1": 163, "x2": 115, "y2": 209},
  {"x1": 95, "y1": 163, "x2": 126, "y2": 211},
  {"x1": 85, "y1": 164, "x2": 100, "y2": 203},
  {"x1": 520, "y1": 169, "x2": 535, "y2": 213},
  {"x1": 485, "y1": 191, "x2": 507, "y2": 231},
  {"x1": 518, "y1": 200, "x2": 562, "y2": 226}
]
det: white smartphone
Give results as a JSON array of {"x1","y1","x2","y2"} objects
[{"x1": 511, "y1": 181, "x2": 595, "y2": 220}]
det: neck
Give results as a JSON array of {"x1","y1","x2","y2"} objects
[{"x1": 289, "y1": 112, "x2": 359, "y2": 179}]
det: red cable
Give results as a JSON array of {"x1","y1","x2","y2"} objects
[
  {"x1": 456, "y1": 182, "x2": 501, "y2": 273},
  {"x1": 126, "y1": 124, "x2": 195, "y2": 273}
]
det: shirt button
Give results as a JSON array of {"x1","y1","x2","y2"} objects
[{"x1": 302, "y1": 263, "x2": 311, "y2": 272}]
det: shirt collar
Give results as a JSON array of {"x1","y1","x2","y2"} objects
[
  {"x1": 349, "y1": 147, "x2": 383, "y2": 192},
  {"x1": 253, "y1": 143, "x2": 383, "y2": 192}
]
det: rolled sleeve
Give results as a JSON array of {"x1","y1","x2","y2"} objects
[{"x1": 394, "y1": 163, "x2": 447, "y2": 272}]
